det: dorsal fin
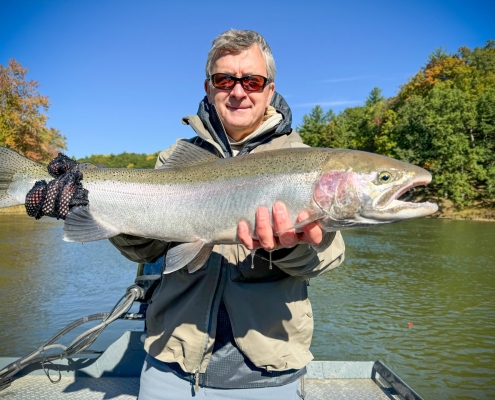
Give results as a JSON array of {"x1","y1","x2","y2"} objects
[{"x1": 159, "y1": 141, "x2": 219, "y2": 169}]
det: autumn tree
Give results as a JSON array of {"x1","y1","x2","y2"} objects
[{"x1": 0, "y1": 59, "x2": 66, "y2": 163}]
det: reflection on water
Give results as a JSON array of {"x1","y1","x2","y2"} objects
[{"x1": 0, "y1": 214, "x2": 494, "y2": 399}]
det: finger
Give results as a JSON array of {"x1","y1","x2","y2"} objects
[
  {"x1": 298, "y1": 211, "x2": 323, "y2": 246},
  {"x1": 256, "y1": 207, "x2": 276, "y2": 250},
  {"x1": 237, "y1": 220, "x2": 256, "y2": 250},
  {"x1": 300, "y1": 221, "x2": 322, "y2": 246},
  {"x1": 273, "y1": 202, "x2": 298, "y2": 248}
]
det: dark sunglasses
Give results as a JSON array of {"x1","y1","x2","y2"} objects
[{"x1": 209, "y1": 73, "x2": 270, "y2": 92}]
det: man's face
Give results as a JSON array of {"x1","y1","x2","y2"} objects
[{"x1": 205, "y1": 45, "x2": 275, "y2": 142}]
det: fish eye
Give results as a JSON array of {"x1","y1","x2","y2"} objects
[{"x1": 378, "y1": 171, "x2": 392, "y2": 184}]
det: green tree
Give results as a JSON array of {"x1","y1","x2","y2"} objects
[
  {"x1": 0, "y1": 59, "x2": 66, "y2": 163},
  {"x1": 366, "y1": 87, "x2": 385, "y2": 106},
  {"x1": 391, "y1": 84, "x2": 481, "y2": 206},
  {"x1": 361, "y1": 87, "x2": 386, "y2": 152},
  {"x1": 474, "y1": 88, "x2": 495, "y2": 200},
  {"x1": 297, "y1": 105, "x2": 334, "y2": 147},
  {"x1": 328, "y1": 106, "x2": 366, "y2": 149},
  {"x1": 326, "y1": 87, "x2": 385, "y2": 152}
]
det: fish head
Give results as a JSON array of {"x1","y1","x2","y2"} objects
[{"x1": 313, "y1": 150, "x2": 438, "y2": 229}]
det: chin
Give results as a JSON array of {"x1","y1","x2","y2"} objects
[{"x1": 225, "y1": 119, "x2": 253, "y2": 130}]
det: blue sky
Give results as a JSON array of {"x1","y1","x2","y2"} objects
[{"x1": 1, "y1": 0, "x2": 494, "y2": 159}]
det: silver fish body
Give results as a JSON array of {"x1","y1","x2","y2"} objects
[
  {"x1": 82, "y1": 161, "x2": 320, "y2": 244},
  {"x1": 0, "y1": 143, "x2": 438, "y2": 273}
]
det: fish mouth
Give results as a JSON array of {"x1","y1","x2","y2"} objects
[
  {"x1": 371, "y1": 175, "x2": 438, "y2": 220},
  {"x1": 394, "y1": 178, "x2": 431, "y2": 201}
]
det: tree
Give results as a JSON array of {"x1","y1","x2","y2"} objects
[
  {"x1": 474, "y1": 88, "x2": 495, "y2": 200},
  {"x1": 327, "y1": 87, "x2": 385, "y2": 152},
  {"x1": 366, "y1": 87, "x2": 385, "y2": 107},
  {"x1": 328, "y1": 105, "x2": 366, "y2": 149},
  {"x1": 391, "y1": 84, "x2": 481, "y2": 206},
  {"x1": 0, "y1": 59, "x2": 66, "y2": 163},
  {"x1": 297, "y1": 105, "x2": 334, "y2": 147}
]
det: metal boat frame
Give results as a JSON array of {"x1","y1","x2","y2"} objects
[{"x1": 0, "y1": 330, "x2": 423, "y2": 399}]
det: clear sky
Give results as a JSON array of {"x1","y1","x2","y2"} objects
[{"x1": 1, "y1": 0, "x2": 494, "y2": 159}]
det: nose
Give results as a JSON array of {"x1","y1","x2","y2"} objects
[{"x1": 230, "y1": 81, "x2": 247, "y2": 99}]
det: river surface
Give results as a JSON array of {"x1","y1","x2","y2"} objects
[{"x1": 0, "y1": 214, "x2": 493, "y2": 399}]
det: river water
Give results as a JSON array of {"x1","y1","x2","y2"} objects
[{"x1": 0, "y1": 214, "x2": 493, "y2": 399}]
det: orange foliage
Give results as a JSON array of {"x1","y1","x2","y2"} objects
[
  {"x1": 400, "y1": 56, "x2": 473, "y2": 100},
  {"x1": 0, "y1": 59, "x2": 66, "y2": 163}
]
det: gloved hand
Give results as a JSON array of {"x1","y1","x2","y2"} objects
[{"x1": 25, "y1": 154, "x2": 89, "y2": 220}]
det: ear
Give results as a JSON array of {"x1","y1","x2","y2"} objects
[
  {"x1": 266, "y1": 82, "x2": 275, "y2": 107},
  {"x1": 204, "y1": 79, "x2": 212, "y2": 102}
]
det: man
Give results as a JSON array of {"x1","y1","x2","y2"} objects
[{"x1": 110, "y1": 29, "x2": 345, "y2": 399}]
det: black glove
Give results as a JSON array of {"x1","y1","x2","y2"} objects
[{"x1": 25, "y1": 154, "x2": 89, "y2": 220}]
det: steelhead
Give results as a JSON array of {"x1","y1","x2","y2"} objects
[{"x1": 0, "y1": 142, "x2": 438, "y2": 273}]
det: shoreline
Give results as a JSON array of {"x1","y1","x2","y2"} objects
[
  {"x1": 1, "y1": 205, "x2": 494, "y2": 222},
  {"x1": 432, "y1": 214, "x2": 495, "y2": 222}
]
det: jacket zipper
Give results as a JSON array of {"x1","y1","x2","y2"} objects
[{"x1": 193, "y1": 246, "x2": 225, "y2": 392}]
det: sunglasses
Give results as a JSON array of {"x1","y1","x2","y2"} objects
[{"x1": 209, "y1": 73, "x2": 270, "y2": 92}]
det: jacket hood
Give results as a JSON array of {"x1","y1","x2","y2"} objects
[
  {"x1": 196, "y1": 92, "x2": 293, "y2": 157},
  {"x1": 269, "y1": 91, "x2": 293, "y2": 135}
]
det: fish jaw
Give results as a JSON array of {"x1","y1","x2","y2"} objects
[{"x1": 368, "y1": 198, "x2": 439, "y2": 220}]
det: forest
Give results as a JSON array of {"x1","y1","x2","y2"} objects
[{"x1": 298, "y1": 41, "x2": 495, "y2": 210}]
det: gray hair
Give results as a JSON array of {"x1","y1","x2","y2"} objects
[{"x1": 205, "y1": 29, "x2": 276, "y2": 82}]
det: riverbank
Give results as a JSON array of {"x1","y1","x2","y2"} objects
[
  {"x1": 1, "y1": 203, "x2": 494, "y2": 221},
  {"x1": 430, "y1": 199, "x2": 495, "y2": 221},
  {"x1": 0, "y1": 205, "x2": 26, "y2": 214}
]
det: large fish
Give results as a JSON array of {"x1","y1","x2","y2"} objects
[{"x1": 0, "y1": 142, "x2": 438, "y2": 273}]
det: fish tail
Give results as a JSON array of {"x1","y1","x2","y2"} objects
[{"x1": 0, "y1": 146, "x2": 48, "y2": 209}]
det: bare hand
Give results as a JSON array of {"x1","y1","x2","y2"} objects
[{"x1": 237, "y1": 201, "x2": 323, "y2": 251}]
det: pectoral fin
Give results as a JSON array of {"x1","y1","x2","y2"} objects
[
  {"x1": 276, "y1": 209, "x2": 325, "y2": 235},
  {"x1": 164, "y1": 240, "x2": 210, "y2": 274},
  {"x1": 63, "y1": 206, "x2": 120, "y2": 242}
]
